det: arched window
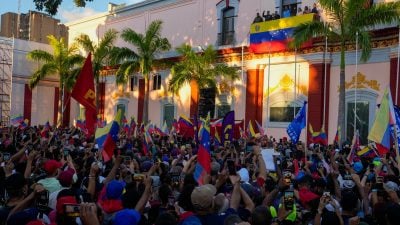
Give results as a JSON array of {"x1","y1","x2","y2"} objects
[
  {"x1": 221, "y1": 7, "x2": 235, "y2": 45},
  {"x1": 216, "y1": 0, "x2": 239, "y2": 46},
  {"x1": 345, "y1": 89, "x2": 378, "y2": 144}
]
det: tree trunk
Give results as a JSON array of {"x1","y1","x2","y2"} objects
[
  {"x1": 143, "y1": 75, "x2": 150, "y2": 124},
  {"x1": 338, "y1": 43, "x2": 346, "y2": 146},
  {"x1": 190, "y1": 79, "x2": 199, "y2": 119},
  {"x1": 57, "y1": 83, "x2": 63, "y2": 127}
]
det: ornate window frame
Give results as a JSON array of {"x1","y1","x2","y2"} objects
[{"x1": 216, "y1": 0, "x2": 239, "y2": 46}]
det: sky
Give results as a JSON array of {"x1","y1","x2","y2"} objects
[{"x1": 0, "y1": 0, "x2": 144, "y2": 23}]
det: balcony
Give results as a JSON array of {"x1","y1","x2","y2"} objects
[{"x1": 217, "y1": 31, "x2": 235, "y2": 46}]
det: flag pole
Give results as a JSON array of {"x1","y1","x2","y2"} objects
[
  {"x1": 294, "y1": 48, "x2": 297, "y2": 119},
  {"x1": 354, "y1": 31, "x2": 358, "y2": 140},
  {"x1": 323, "y1": 31, "x2": 327, "y2": 129},
  {"x1": 266, "y1": 40, "x2": 271, "y2": 129},
  {"x1": 396, "y1": 25, "x2": 400, "y2": 105}
]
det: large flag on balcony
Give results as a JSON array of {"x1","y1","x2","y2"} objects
[{"x1": 249, "y1": 14, "x2": 314, "y2": 53}]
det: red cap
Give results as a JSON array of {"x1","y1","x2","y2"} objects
[
  {"x1": 58, "y1": 168, "x2": 75, "y2": 187},
  {"x1": 56, "y1": 196, "x2": 77, "y2": 215},
  {"x1": 43, "y1": 160, "x2": 62, "y2": 175}
]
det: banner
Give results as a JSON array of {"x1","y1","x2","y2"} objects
[
  {"x1": 286, "y1": 101, "x2": 307, "y2": 144},
  {"x1": 71, "y1": 53, "x2": 96, "y2": 136},
  {"x1": 221, "y1": 111, "x2": 234, "y2": 147}
]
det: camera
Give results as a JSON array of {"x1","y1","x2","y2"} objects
[{"x1": 3, "y1": 153, "x2": 10, "y2": 161}]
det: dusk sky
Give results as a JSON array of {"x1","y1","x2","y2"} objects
[{"x1": 0, "y1": 0, "x2": 144, "y2": 23}]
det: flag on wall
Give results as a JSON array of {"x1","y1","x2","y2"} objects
[
  {"x1": 222, "y1": 111, "x2": 235, "y2": 147},
  {"x1": 286, "y1": 101, "x2": 307, "y2": 144},
  {"x1": 309, "y1": 125, "x2": 328, "y2": 146},
  {"x1": 95, "y1": 109, "x2": 122, "y2": 162},
  {"x1": 71, "y1": 53, "x2": 96, "y2": 136},
  {"x1": 249, "y1": 14, "x2": 314, "y2": 53},
  {"x1": 194, "y1": 116, "x2": 211, "y2": 185},
  {"x1": 368, "y1": 88, "x2": 396, "y2": 155}
]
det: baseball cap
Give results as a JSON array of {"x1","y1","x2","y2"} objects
[
  {"x1": 113, "y1": 209, "x2": 141, "y2": 225},
  {"x1": 43, "y1": 160, "x2": 62, "y2": 175},
  {"x1": 106, "y1": 180, "x2": 126, "y2": 199},
  {"x1": 58, "y1": 168, "x2": 75, "y2": 187},
  {"x1": 191, "y1": 184, "x2": 217, "y2": 210},
  {"x1": 140, "y1": 161, "x2": 153, "y2": 172},
  {"x1": 27, "y1": 220, "x2": 45, "y2": 225},
  {"x1": 353, "y1": 162, "x2": 363, "y2": 174}
]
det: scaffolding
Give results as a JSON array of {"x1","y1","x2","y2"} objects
[{"x1": 0, "y1": 37, "x2": 13, "y2": 127}]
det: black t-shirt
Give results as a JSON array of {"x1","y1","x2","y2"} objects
[{"x1": 0, "y1": 205, "x2": 14, "y2": 225}]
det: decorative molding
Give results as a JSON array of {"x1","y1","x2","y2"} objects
[
  {"x1": 340, "y1": 72, "x2": 380, "y2": 92},
  {"x1": 265, "y1": 74, "x2": 307, "y2": 98}
]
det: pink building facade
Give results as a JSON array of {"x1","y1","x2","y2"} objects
[{"x1": 62, "y1": 0, "x2": 400, "y2": 144}]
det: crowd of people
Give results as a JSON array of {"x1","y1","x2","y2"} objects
[
  {"x1": 0, "y1": 123, "x2": 400, "y2": 225},
  {"x1": 253, "y1": 3, "x2": 319, "y2": 23}
]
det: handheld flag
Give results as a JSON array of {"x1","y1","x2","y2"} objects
[
  {"x1": 222, "y1": 111, "x2": 235, "y2": 147},
  {"x1": 255, "y1": 120, "x2": 265, "y2": 136},
  {"x1": 334, "y1": 126, "x2": 341, "y2": 145},
  {"x1": 129, "y1": 117, "x2": 137, "y2": 137},
  {"x1": 368, "y1": 88, "x2": 396, "y2": 155},
  {"x1": 95, "y1": 109, "x2": 123, "y2": 162},
  {"x1": 247, "y1": 120, "x2": 256, "y2": 138},
  {"x1": 40, "y1": 121, "x2": 51, "y2": 138},
  {"x1": 286, "y1": 102, "x2": 307, "y2": 144},
  {"x1": 71, "y1": 53, "x2": 96, "y2": 136},
  {"x1": 178, "y1": 115, "x2": 194, "y2": 138},
  {"x1": 19, "y1": 119, "x2": 29, "y2": 130},
  {"x1": 143, "y1": 124, "x2": 153, "y2": 156},
  {"x1": 347, "y1": 130, "x2": 360, "y2": 164},
  {"x1": 194, "y1": 115, "x2": 211, "y2": 185},
  {"x1": 309, "y1": 125, "x2": 328, "y2": 146}
]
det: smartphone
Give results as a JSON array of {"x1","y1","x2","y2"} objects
[
  {"x1": 323, "y1": 192, "x2": 331, "y2": 198},
  {"x1": 133, "y1": 174, "x2": 145, "y2": 181},
  {"x1": 284, "y1": 191, "x2": 294, "y2": 210},
  {"x1": 63, "y1": 148, "x2": 69, "y2": 157},
  {"x1": 227, "y1": 160, "x2": 236, "y2": 175},
  {"x1": 64, "y1": 204, "x2": 81, "y2": 217},
  {"x1": 35, "y1": 190, "x2": 49, "y2": 212},
  {"x1": 276, "y1": 159, "x2": 281, "y2": 165},
  {"x1": 3, "y1": 153, "x2": 10, "y2": 161},
  {"x1": 168, "y1": 195, "x2": 175, "y2": 206}
]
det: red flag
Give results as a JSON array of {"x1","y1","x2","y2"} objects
[{"x1": 71, "y1": 53, "x2": 96, "y2": 136}]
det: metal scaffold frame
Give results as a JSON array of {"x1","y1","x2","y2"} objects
[{"x1": 0, "y1": 37, "x2": 13, "y2": 127}]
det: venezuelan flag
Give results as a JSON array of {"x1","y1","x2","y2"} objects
[
  {"x1": 143, "y1": 124, "x2": 153, "y2": 155},
  {"x1": 95, "y1": 109, "x2": 123, "y2": 162},
  {"x1": 249, "y1": 14, "x2": 315, "y2": 53},
  {"x1": 368, "y1": 88, "x2": 396, "y2": 155},
  {"x1": 255, "y1": 120, "x2": 265, "y2": 136},
  {"x1": 309, "y1": 125, "x2": 328, "y2": 146},
  {"x1": 357, "y1": 146, "x2": 376, "y2": 158},
  {"x1": 178, "y1": 115, "x2": 194, "y2": 138},
  {"x1": 19, "y1": 119, "x2": 29, "y2": 129},
  {"x1": 194, "y1": 116, "x2": 211, "y2": 185},
  {"x1": 247, "y1": 120, "x2": 256, "y2": 138},
  {"x1": 11, "y1": 115, "x2": 23, "y2": 126}
]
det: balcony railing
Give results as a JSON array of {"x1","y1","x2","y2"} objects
[{"x1": 217, "y1": 31, "x2": 235, "y2": 46}]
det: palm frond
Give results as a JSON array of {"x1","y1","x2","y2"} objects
[
  {"x1": 110, "y1": 47, "x2": 139, "y2": 65},
  {"x1": 121, "y1": 28, "x2": 144, "y2": 50},
  {"x1": 97, "y1": 29, "x2": 118, "y2": 53},
  {"x1": 29, "y1": 63, "x2": 57, "y2": 89},
  {"x1": 27, "y1": 50, "x2": 53, "y2": 62},
  {"x1": 145, "y1": 20, "x2": 163, "y2": 47},
  {"x1": 74, "y1": 34, "x2": 95, "y2": 53},
  {"x1": 318, "y1": 0, "x2": 343, "y2": 19},
  {"x1": 358, "y1": 30, "x2": 372, "y2": 62},
  {"x1": 292, "y1": 21, "x2": 328, "y2": 48},
  {"x1": 353, "y1": 1, "x2": 400, "y2": 28}
]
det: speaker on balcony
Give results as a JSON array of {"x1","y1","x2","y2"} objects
[{"x1": 198, "y1": 87, "x2": 216, "y2": 118}]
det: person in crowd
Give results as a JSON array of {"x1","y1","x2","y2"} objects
[
  {"x1": 303, "y1": 6, "x2": 310, "y2": 14},
  {"x1": 273, "y1": 11, "x2": 281, "y2": 20},
  {"x1": 0, "y1": 119, "x2": 400, "y2": 225},
  {"x1": 297, "y1": 7, "x2": 303, "y2": 15},
  {"x1": 282, "y1": 6, "x2": 291, "y2": 18},
  {"x1": 262, "y1": 10, "x2": 272, "y2": 21},
  {"x1": 252, "y1": 13, "x2": 263, "y2": 23}
]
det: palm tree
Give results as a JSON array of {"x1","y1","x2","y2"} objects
[
  {"x1": 112, "y1": 20, "x2": 171, "y2": 124},
  {"x1": 27, "y1": 35, "x2": 84, "y2": 126},
  {"x1": 292, "y1": 0, "x2": 400, "y2": 145},
  {"x1": 74, "y1": 29, "x2": 118, "y2": 112},
  {"x1": 169, "y1": 44, "x2": 239, "y2": 117}
]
